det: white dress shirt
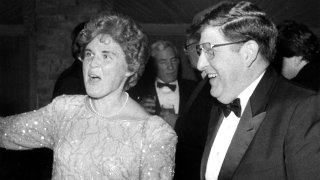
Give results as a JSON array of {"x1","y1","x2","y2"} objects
[
  {"x1": 155, "y1": 79, "x2": 180, "y2": 114},
  {"x1": 205, "y1": 72, "x2": 265, "y2": 180}
]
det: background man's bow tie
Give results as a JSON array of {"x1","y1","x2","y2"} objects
[
  {"x1": 220, "y1": 98, "x2": 241, "y2": 118},
  {"x1": 157, "y1": 82, "x2": 176, "y2": 91}
]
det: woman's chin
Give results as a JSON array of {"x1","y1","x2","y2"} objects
[{"x1": 86, "y1": 89, "x2": 102, "y2": 99}]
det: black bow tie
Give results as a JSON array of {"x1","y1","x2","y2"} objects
[
  {"x1": 157, "y1": 82, "x2": 177, "y2": 91},
  {"x1": 220, "y1": 98, "x2": 242, "y2": 118}
]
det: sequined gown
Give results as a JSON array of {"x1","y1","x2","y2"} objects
[{"x1": 0, "y1": 95, "x2": 177, "y2": 180}]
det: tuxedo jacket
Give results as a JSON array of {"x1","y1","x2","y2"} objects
[
  {"x1": 52, "y1": 60, "x2": 86, "y2": 100},
  {"x1": 128, "y1": 78, "x2": 196, "y2": 116},
  {"x1": 174, "y1": 78, "x2": 218, "y2": 180},
  {"x1": 201, "y1": 67, "x2": 320, "y2": 180},
  {"x1": 291, "y1": 61, "x2": 320, "y2": 92}
]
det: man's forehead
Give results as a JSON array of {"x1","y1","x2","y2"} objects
[
  {"x1": 155, "y1": 48, "x2": 176, "y2": 59},
  {"x1": 200, "y1": 26, "x2": 224, "y2": 43},
  {"x1": 158, "y1": 47, "x2": 175, "y2": 54}
]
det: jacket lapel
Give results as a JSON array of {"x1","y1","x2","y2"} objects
[
  {"x1": 178, "y1": 80, "x2": 187, "y2": 115},
  {"x1": 218, "y1": 103, "x2": 266, "y2": 179},
  {"x1": 147, "y1": 81, "x2": 160, "y2": 115},
  {"x1": 218, "y1": 67, "x2": 278, "y2": 179}
]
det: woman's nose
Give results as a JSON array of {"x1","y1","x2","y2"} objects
[{"x1": 90, "y1": 55, "x2": 101, "y2": 67}]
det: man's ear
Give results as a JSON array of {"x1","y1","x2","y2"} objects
[{"x1": 240, "y1": 40, "x2": 259, "y2": 67}]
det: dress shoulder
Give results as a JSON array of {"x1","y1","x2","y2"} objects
[
  {"x1": 140, "y1": 115, "x2": 177, "y2": 180},
  {"x1": 51, "y1": 94, "x2": 86, "y2": 107},
  {"x1": 144, "y1": 115, "x2": 177, "y2": 142},
  {"x1": 50, "y1": 95, "x2": 87, "y2": 115}
]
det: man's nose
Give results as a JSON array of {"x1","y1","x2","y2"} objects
[
  {"x1": 167, "y1": 61, "x2": 174, "y2": 70},
  {"x1": 197, "y1": 53, "x2": 208, "y2": 71}
]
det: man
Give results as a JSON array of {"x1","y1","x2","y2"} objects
[
  {"x1": 184, "y1": 30, "x2": 201, "y2": 79},
  {"x1": 128, "y1": 40, "x2": 195, "y2": 128},
  {"x1": 174, "y1": 22, "x2": 216, "y2": 180},
  {"x1": 195, "y1": 1, "x2": 320, "y2": 180},
  {"x1": 52, "y1": 22, "x2": 87, "y2": 99},
  {"x1": 276, "y1": 20, "x2": 320, "y2": 92}
]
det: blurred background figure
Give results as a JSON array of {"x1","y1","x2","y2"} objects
[
  {"x1": 184, "y1": 28, "x2": 201, "y2": 80},
  {"x1": 128, "y1": 40, "x2": 196, "y2": 128},
  {"x1": 52, "y1": 21, "x2": 87, "y2": 99},
  {"x1": 174, "y1": 6, "x2": 218, "y2": 180},
  {"x1": 275, "y1": 20, "x2": 320, "y2": 91}
]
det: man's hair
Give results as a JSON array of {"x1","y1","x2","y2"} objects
[
  {"x1": 277, "y1": 20, "x2": 319, "y2": 63},
  {"x1": 71, "y1": 21, "x2": 87, "y2": 60},
  {"x1": 186, "y1": 24, "x2": 201, "y2": 43},
  {"x1": 197, "y1": 1, "x2": 278, "y2": 62},
  {"x1": 186, "y1": 1, "x2": 226, "y2": 41},
  {"x1": 150, "y1": 40, "x2": 178, "y2": 59}
]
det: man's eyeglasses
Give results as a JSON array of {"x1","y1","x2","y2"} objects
[
  {"x1": 184, "y1": 42, "x2": 198, "y2": 52},
  {"x1": 195, "y1": 40, "x2": 248, "y2": 57}
]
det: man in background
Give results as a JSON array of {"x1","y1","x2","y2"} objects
[
  {"x1": 128, "y1": 40, "x2": 195, "y2": 128},
  {"x1": 276, "y1": 20, "x2": 320, "y2": 91},
  {"x1": 52, "y1": 22, "x2": 87, "y2": 99},
  {"x1": 174, "y1": 18, "x2": 216, "y2": 180}
]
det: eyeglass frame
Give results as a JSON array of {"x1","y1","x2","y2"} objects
[
  {"x1": 195, "y1": 40, "x2": 248, "y2": 56},
  {"x1": 183, "y1": 42, "x2": 198, "y2": 52}
]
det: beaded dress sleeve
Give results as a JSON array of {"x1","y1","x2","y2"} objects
[
  {"x1": 0, "y1": 95, "x2": 78, "y2": 149},
  {"x1": 0, "y1": 95, "x2": 178, "y2": 180},
  {"x1": 140, "y1": 116, "x2": 177, "y2": 180}
]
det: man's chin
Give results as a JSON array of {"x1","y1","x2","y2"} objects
[
  {"x1": 210, "y1": 89, "x2": 227, "y2": 103},
  {"x1": 163, "y1": 78, "x2": 177, "y2": 83}
]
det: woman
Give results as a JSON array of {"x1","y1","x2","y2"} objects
[{"x1": 0, "y1": 11, "x2": 177, "y2": 180}]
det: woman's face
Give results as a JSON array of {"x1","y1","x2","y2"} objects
[{"x1": 82, "y1": 34, "x2": 130, "y2": 99}]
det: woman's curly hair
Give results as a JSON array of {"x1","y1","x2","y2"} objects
[{"x1": 76, "y1": 11, "x2": 149, "y2": 90}]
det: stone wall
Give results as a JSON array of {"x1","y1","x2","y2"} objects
[{"x1": 35, "y1": 0, "x2": 108, "y2": 107}]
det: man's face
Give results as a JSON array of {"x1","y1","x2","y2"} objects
[
  {"x1": 197, "y1": 26, "x2": 246, "y2": 104},
  {"x1": 154, "y1": 47, "x2": 180, "y2": 83},
  {"x1": 185, "y1": 38, "x2": 199, "y2": 69},
  {"x1": 281, "y1": 56, "x2": 300, "y2": 79}
]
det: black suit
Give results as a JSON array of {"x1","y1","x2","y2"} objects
[
  {"x1": 201, "y1": 67, "x2": 320, "y2": 180},
  {"x1": 52, "y1": 60, "x2": 86, "y2": 99},
  {"x1": 174, "y1": 78, "x2": 218, "y2": 180},
  {"x1": 291, "y1": 61, "x2": 320, "y2": 92}
]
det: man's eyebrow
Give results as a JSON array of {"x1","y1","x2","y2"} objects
[{"x1": 159, "y1": 59, "x2": 168, "y2": 63}]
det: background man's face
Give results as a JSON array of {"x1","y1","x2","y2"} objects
[
  {"x1": 281, "y1": 56, "x2": 301, "y2": 79},
  {"x1": 154, "y1": 47, "x2": 180, "y2": 83},
  {"x1": 185, "y1": 38, "x2": 199, "y2": 69}
]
